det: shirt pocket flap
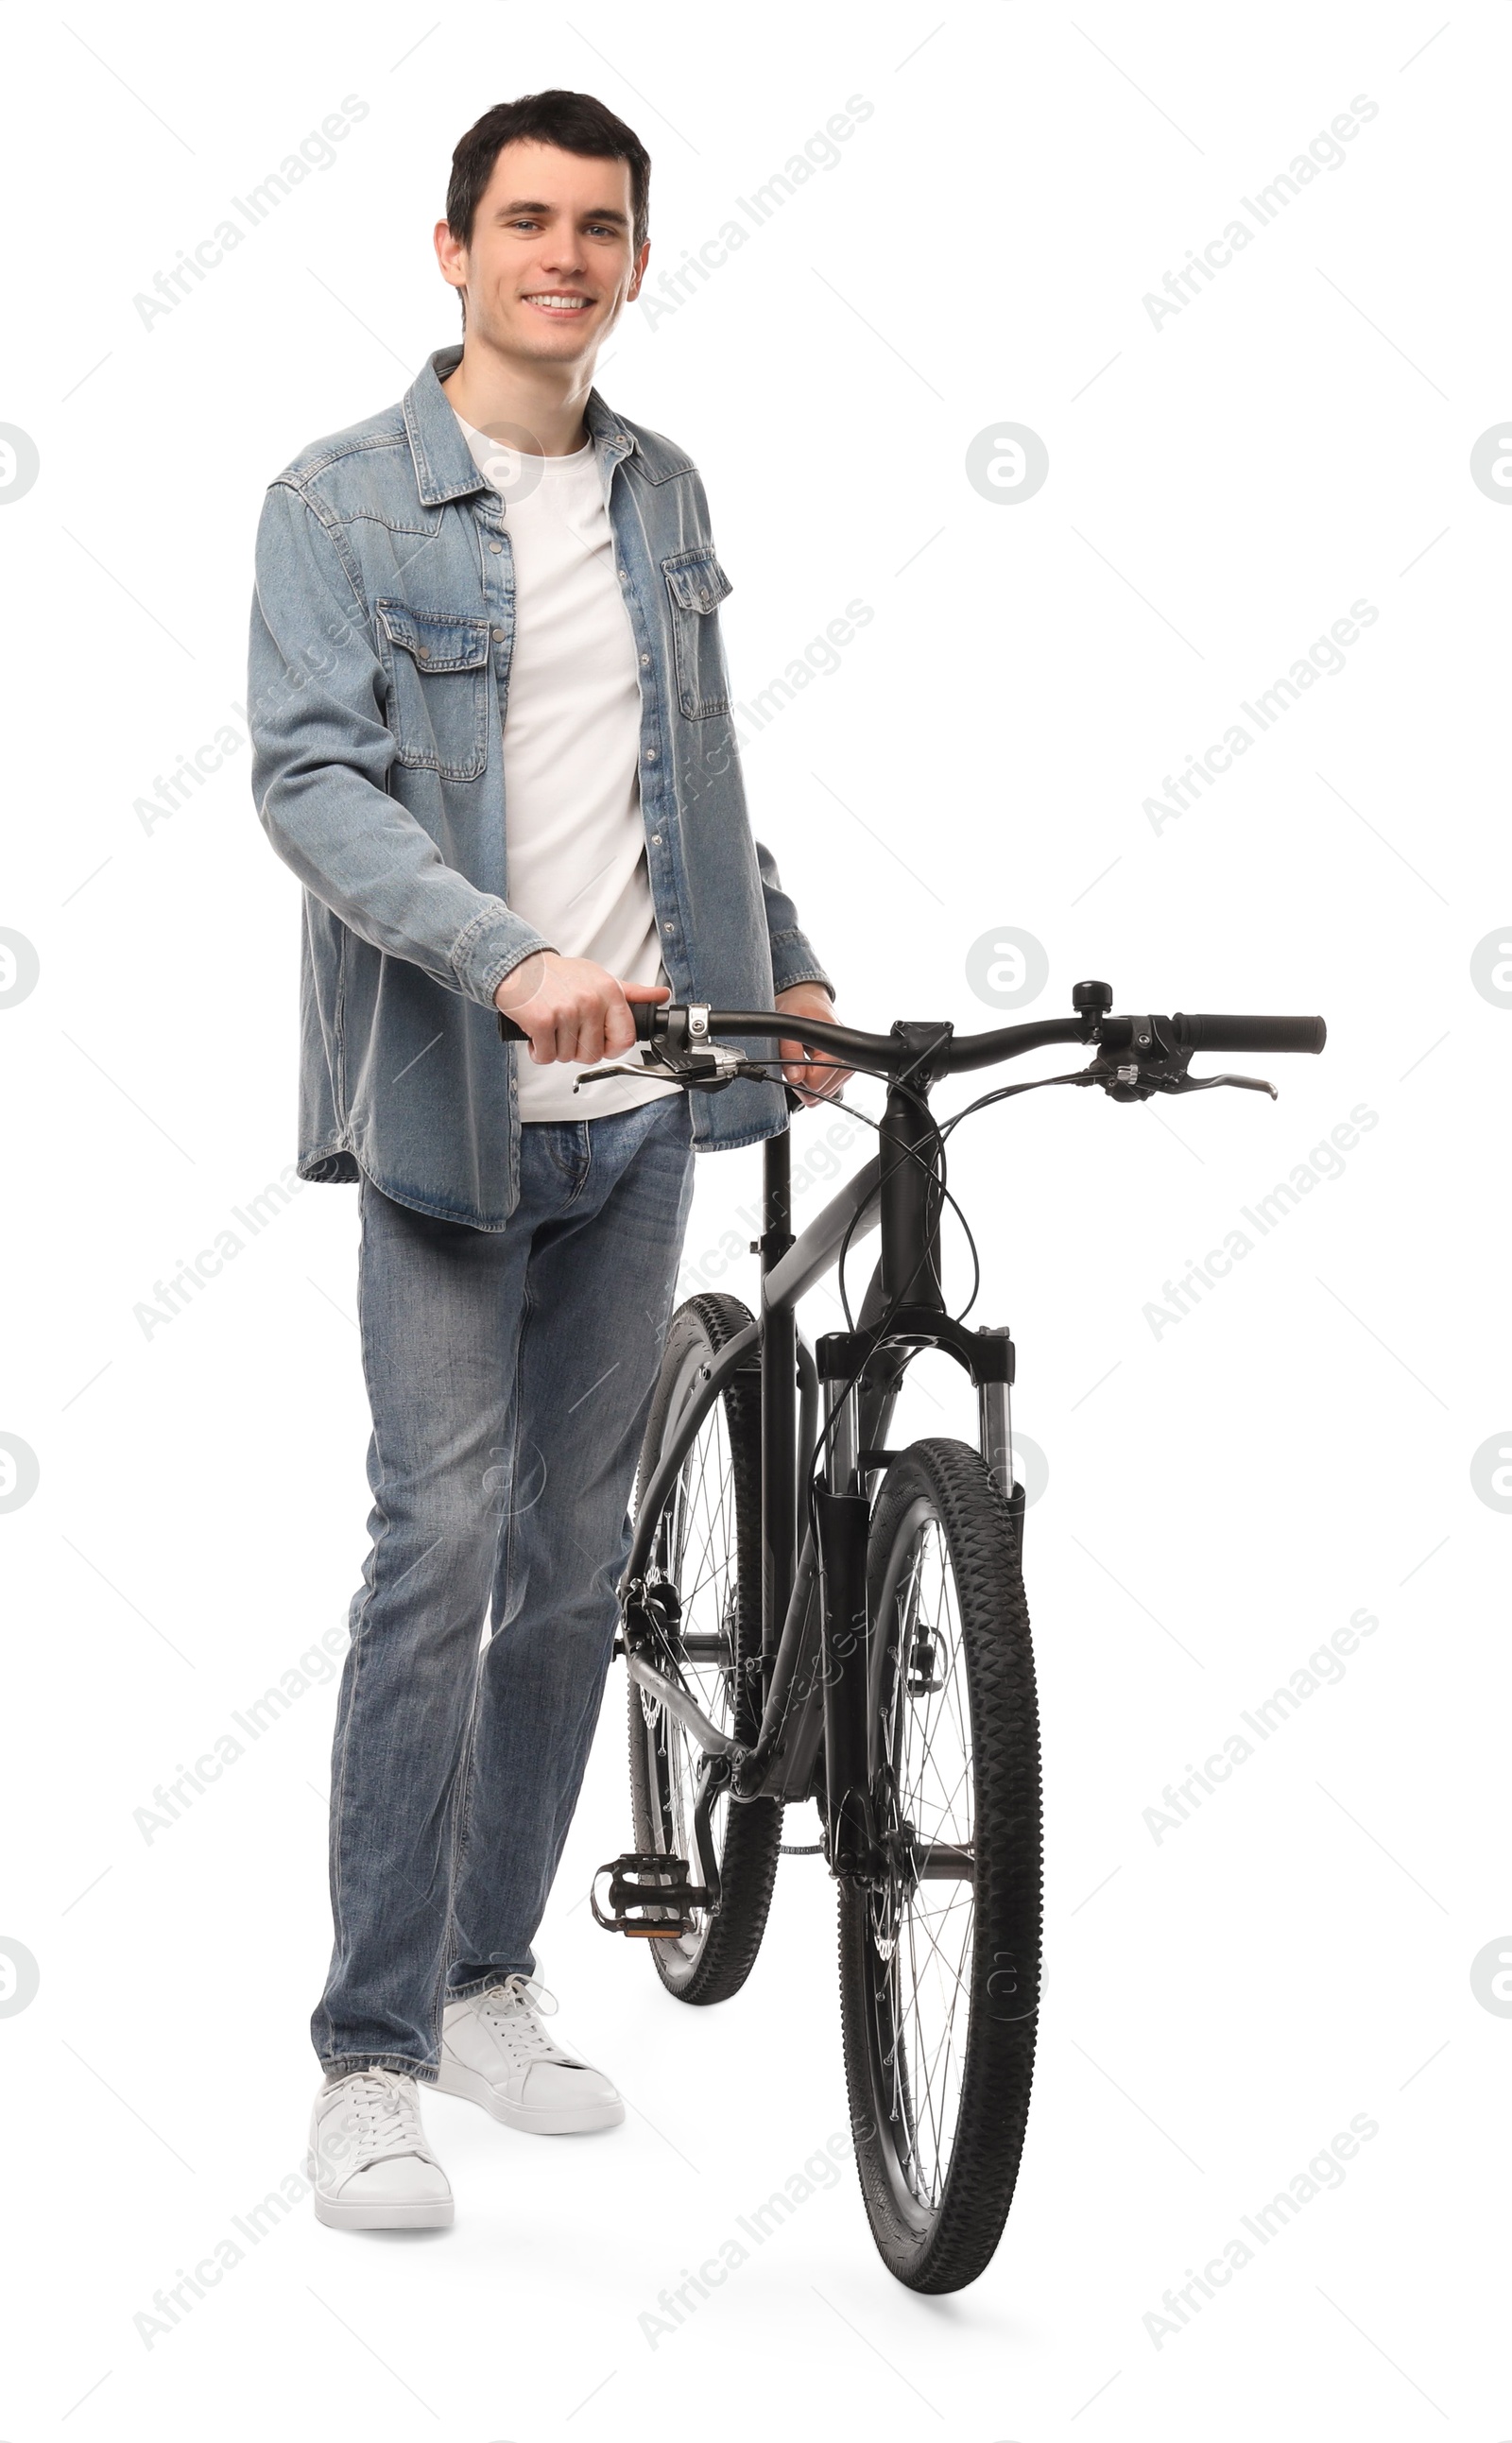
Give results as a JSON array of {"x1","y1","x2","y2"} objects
[
  {"x1": 662, "y1": 550, "x2": 733, "y2": 615},
  {"x1": 375, "y1": 599, "x2": 492, "y2": 671}
]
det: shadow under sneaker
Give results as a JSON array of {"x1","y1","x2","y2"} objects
[
  {"x1": 307, "y1": 2069, "x2": 454, "y2": 2228},
  {"x1": 437, "y1": 1975, "x2": 626, "y2": 2133}
]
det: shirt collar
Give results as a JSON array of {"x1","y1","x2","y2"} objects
[{"x1": 404, "y1": 342, "x2": 636, "y2": 507}]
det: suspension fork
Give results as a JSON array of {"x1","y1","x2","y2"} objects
[
  {"x1": 816, "y1": 1338, "x2": 874, "y2": 1876},
  {"x1": 759, "y1": 1125, "x2": 797, "y2": 1703},
  {"x1": 976, "y1": 1326, "x2": 1014, "y2": 1494}
]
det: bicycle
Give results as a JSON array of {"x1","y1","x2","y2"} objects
[{"x1": 502, "y1": 981, "x2": 1326, "y2": 2290}]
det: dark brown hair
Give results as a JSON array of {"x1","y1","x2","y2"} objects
[{"x1": 446, "y1": 89, "x2": 651, "y2": 258}]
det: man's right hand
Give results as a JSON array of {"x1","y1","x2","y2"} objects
[{"x1": 494, "y1": 952, "x2": 670, "y2": 1066}]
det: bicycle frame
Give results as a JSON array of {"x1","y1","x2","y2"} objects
[
  {"x1": 607, "y1": 985, "x2": 1323, "y2": 1904},
  {"x1": 619, "y1": 1062, "x2": 1018, "y2": 1888}
]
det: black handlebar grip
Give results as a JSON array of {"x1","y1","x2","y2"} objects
[
  {"x1": 498, "y1": 1003, "x2": 666, "y2": 1044},
  {"x1": 1171, "y1": 1012, "x2": 1326, "y2": 1055}
]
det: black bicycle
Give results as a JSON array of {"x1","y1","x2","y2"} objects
[{"x1": 507, "y1": 982, "x2": 1325, "y2": 2290}]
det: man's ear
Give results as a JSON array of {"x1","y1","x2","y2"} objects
[
  {"x1": 627, "y1": 240, "x2": 651, "y2": 302},
  {"x1": 434, "y1": 217, "x2": 467, "y2": 296}
]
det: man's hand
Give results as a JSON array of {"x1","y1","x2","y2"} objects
[
  {"x1": 495, "y1": 952, "x2": 669, "y2": 1065},
  {"x1": 775, "y1": 983, "x2": 850, "y2": 1104}
]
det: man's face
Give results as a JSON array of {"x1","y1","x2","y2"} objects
[{"x1": 437, "y1": 141, "x2": 647, "y2": 367}]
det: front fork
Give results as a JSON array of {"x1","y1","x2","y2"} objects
[
  {"x1": 814, "y1": 1323, "x2": 1016, "y2": 1878},
  {"x1": 975, "y1": 1331, "x2": 1014, "y2": 1498}
]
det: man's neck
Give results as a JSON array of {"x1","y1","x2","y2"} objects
[{"x1": 439, "y1": 338, "x2": 597, "y2": 457}]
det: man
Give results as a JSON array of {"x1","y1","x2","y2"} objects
[{"x1": 248, "y1": 89, "x2": 840, "y2": 2230}]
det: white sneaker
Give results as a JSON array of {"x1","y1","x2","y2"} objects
[
  {"x1": 306, "y1": 2069, "x2": 454, "y2": 2228},
  {"x1": 436, "y1": 1975, "x2": 626, "y2": 2133}
]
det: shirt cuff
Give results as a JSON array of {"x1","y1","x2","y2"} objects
[{"x1": 451, "y1": 904, "x2": 556, "y2": 1008}]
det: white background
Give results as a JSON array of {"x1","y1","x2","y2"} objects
[{"x1": 2, "y1": 3, "x2": 1507, "y2": 2434}]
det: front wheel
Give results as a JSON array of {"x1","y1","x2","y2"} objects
[{"x1": 838, "y1": 1437, "x2": 1041, "y2": 2292}]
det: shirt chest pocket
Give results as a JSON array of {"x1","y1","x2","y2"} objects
[
  {"x1": 374, "y1": 599, "x2": 492, "y2": 781},
  {"x1": 662, "y1": 547, "x2": 733, "y2": 719}
]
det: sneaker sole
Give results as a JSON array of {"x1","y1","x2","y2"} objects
[
  {"x1": 304, "y1": 2146, "x2": 454, "y2": 2228},
  {"x1": 434, "y1": 2055, "x2": 626, "y2": 2133},
  {"x1": 312, "y1": 2190, "x2": 454, "y2": 2229}
]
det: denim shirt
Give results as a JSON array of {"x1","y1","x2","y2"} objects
[{"x1": 247, "y1": 341, "x2": 832, "y2": 1230}]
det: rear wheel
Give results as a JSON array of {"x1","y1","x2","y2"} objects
[
  {"x1": 627, "y1": 1295, "x2": 783, "y2": 2004},
  {"x1": 839, "y1": 1437, "x2": 1041, "y2": 2291}
]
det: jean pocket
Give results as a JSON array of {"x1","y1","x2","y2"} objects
[
  {"x1": 375, "y1": 598, "x2": 491, "y2": 781},
  {"x1": 662, "y1": 547, "x2": 733, "y2": 718}
]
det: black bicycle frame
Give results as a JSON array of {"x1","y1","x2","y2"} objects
[
  {"x1": 603, "y1": 984, "x2": 1325, "y2": 1890},
  {"x1": 619, "y1": 1065, "x2": 1018, "y2": 1881}
]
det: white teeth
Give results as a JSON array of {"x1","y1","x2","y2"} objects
[{"x1": 526, "y1": 294, "x2": 589, "y2": 311}]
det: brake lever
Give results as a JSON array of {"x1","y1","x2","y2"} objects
[
  {"x1": 573, "y1": 1044, "x2": 750, "y2": 1092},
  {"x1": 1163, "y1": 1069, "x2": 1277, "y2": 1100},
  {"x1": 1083, "y1": 1049, "x2": 1277, "y2": 1102}
]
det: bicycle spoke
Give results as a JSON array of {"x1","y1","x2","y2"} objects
[
  {"x1": 876, "y1": 1512, "x2": 976, "y2": 2211},
  {"x1": 643, "y1": 1383, "x2": 747, "y2": 1946}
]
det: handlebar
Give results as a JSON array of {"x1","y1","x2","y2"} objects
[
  {"x1": 629, "y1": 1001, "x2": 1074, "y2": 1075},
  {"x1": 498, "y1": 1000, "x2": 1095, "y2": 1071},
  {"x1": 624, "y1": 1001, "x2": 1327, "y2": 1073},
  {"x1": 497, "y1": 988, "x2": 1327, "y2": 1084}
]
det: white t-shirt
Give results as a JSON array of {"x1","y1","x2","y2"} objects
[{"x1": 453, "y1": 408, "x2": 679, "y2": 1123}]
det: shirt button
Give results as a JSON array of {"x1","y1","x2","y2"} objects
[
  {"x1": 489, "y1": 541, "x2": 503, "y2": 554},
  {"x1": 640, "y1": 653, "x2": 650, "y2": 666},
  {"x1": 491, "y1": 627, "x2": 506, "y2": 641},
  {"x1": 645, "y1": 748, "x2": 658, "y2": 762},
  {"x1": 650, "y1": 833, "x2": 662, "y2": 845},
  {"x1": 417, "y1": 645, "x2": 430, "y2": 659}
]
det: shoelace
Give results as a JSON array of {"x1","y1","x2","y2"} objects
[
  {"x1": 328, "y1": 2070, "x2": 433, "y2": 2170},
  {"x1": 473, "y1": 1974, "x2": 577, "y2": 2067}
]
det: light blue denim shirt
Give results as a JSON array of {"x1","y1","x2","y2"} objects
[{"x1": 248, "y1": 341, "x2": 832, "y2": 1230}]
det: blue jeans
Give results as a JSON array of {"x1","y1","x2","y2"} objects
[{"x1": 312, "y1": 1093, "x2": 696, "y2": 2078}]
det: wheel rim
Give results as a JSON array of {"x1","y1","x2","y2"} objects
[
  {"x1": 640, "y1": 1354, "x2": 744, "y2": 1964},
  {"x1": 865, "y1": 1495, "x2": 976, "y2": 2224}
]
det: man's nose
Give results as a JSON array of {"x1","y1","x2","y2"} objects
[{"x1": 537, "y1": 232, "x2": 586, "y2": 277}]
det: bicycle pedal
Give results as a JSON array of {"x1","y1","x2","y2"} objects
[{"x1": 590, "y1": 1851, "x2": 715, "y2": 1938}]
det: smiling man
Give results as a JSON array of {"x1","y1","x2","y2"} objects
[{"x1": 248, "y1": 90, "x2": 839, "y2": 2230}]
